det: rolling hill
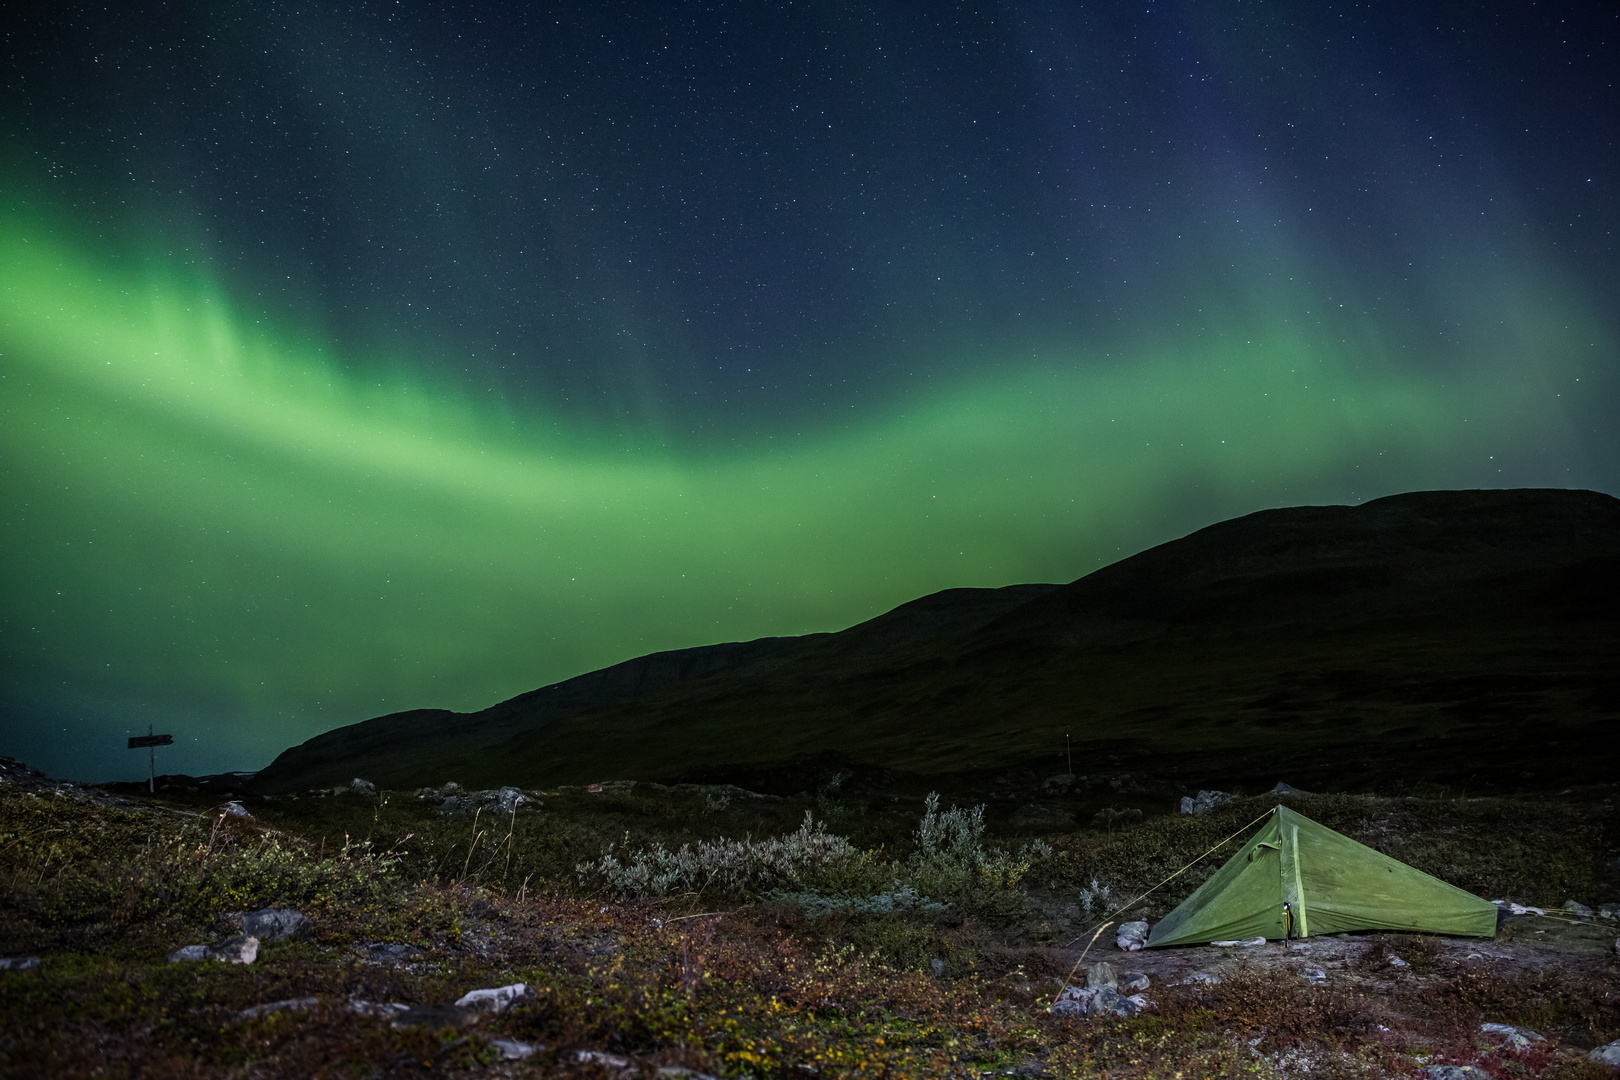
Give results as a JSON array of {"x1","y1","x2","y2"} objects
[{"x1": 252, "y1": 488, "x2": 1620, "y2": 796}]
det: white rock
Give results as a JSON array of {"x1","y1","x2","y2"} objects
[
  {"x1": 488, "y1": 1038, "x2": 536, "y2": 1060},
  {"x1": 222, "y1": 801, "x2": 252, "y2": 818},
  {"x1": 0, "y1": 956, "x2": 41, "y2": 972},
  {"x1": 209, "y1": 935, "x2": 259, "y2": 964},
  {"x1": 454, "y1": 982, "x2": 532, "y2": 1012},
  {"x1": 167, "y1": 945, "x2": 210, "y2": 963},
  {"x1": 1387, "y1": 954, "x2": 1409, "y2": 968},
  {"x1": 1566, "y1": 900, "x2": 1594, "y2": 917},
  {"x1": 1480, "y1": 1023, "x2": 1543, "y2": 1051},
  {"x1": 1302, "y1": 967, "x2": 1327, "y2": 983},
  {"x1": 574, "y1": 1050, "x2": 631, "y2": 1068},
  {"x1": 1212, "y1": 936, "x2": 1268, "y2": 948},
  {"x1": 1591, "y1": 1039, "x2": 1620, "y2": 1066},
  {"x1": 1116, "y1": 920, "x2": 1149, "y2": 951}
]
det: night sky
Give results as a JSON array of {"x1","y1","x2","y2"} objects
[{"x1": 2, "y1": 3, "x2": 1615, "y2": 782}]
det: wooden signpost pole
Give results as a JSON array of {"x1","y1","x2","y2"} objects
[{"x1": 127, "y1": 725, "x2": 174, "y2": 792}]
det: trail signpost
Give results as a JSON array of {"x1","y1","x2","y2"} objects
[{"x1": 127, "y1": 725, "x2": 173, "y2": 792}]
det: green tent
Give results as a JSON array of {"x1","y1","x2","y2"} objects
[{"x1": 1146, "y1": 805, "x2": 1497, "y2": 947}]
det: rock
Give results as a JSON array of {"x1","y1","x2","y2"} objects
[
  {"x1": 167, "y1": 945, "x2": 211, "y2": 963},
  {"x1": 359, "y1": 942, "x2": 424, "y2": 963},
  {"x1": 238, "y1": 996, "x2": 319, "y2": 1020},
  {"x1": 208, "y1": 935, "x2": 259, "y2": 964},
  {"x1": 391, "y1": 1003, "x2": 479, "y2": 1030},
  {"x1": 489, "y1": 1039, "x2": 537, "y2": 1060},
  {"x1": 1118, "y1": 971, "x2": 1150, "y2": 993},
  {"x1": 1480, "y1": 1023, "x2": 1543, "y2": 1051},
  {"x1": 454, "y1": 983, "x2": 532, "y2": 1012},
  {"x1": 1271, "y1": 781, "x2": 1309, "y2": 796},
  {"x1": 1086, "y1": 961, "x2": 1117, "y2": 990},
  {"x1": 1179, "y1": 790, "x2": 1232, "y2": 815},
  {"x1": 243, "y1": 908, "x2": 310, "y2": 942},
  {"x1": 930, "y1": 958, "x2": 946, "y2": 978},
  {"x1": 1599, "y1": 903, "x2": 1620, "y2": 921},
  {"x1": 1042, "y1": 773, "x2": 1075, "y2": 792},
  {"x1": 1387, "y1": 954, "x2": 1409, "y2": 968},
  {"x1": 0, "y1": 956, "x2": 41, "y2": 972},
  {"x1": 1423, "y1": 1067, "x2": 1486, "y2": 1079},
  {"x1": 1566, "y1": 900, "x2": 1594, "y2": 917},
  {"x1": 349, "y1": 999, "x2": 411, "y2": 1019},
  {"x1": 574, "y1": 1050, "x2": 631, "y2": 1068},
  {"x1": 1615, "y1": 937, "x2": 1619, "y2": 958},
  {"x1": 349, "y1": 778, "x2": 377, "y2": 795},
  {"x1": 1050, "y1": 985, "x2": 1150, "y2": 1017},
  {"x1": 1301, "y1": 967, "x2": 1327, "y2": 984},
  {"x1": 1212, "y1": 937, "x2": 1268, "y2": 948},
  {"x1": 1591, "y1": 1039, "x2": 1620, "y2": 1066},
  {"x1": 1116, "y1": 920, "x2": 1149, "y2": 951},
  {"x1": 1180, "y1": 972, "x2": 1221, "y2": 985},
  {"x1": 222, "y1": 801, "x2": 252, "y2": 818}
]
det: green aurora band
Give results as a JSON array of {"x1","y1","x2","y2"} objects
[{"x1": 0, "y1": 210, "x2": 1606, "y2": 779}]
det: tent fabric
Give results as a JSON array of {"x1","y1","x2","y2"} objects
[{"x1": 1146, "y1": 805, "x2": 1497, "y2": 947}]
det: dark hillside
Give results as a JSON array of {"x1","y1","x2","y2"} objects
[{"x1": 253, "y1": 489, "x2": 1620, "y2": 795}]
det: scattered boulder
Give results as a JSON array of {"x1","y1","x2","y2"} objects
[
  {"x1": 1271, "y1": 781, "x2": 1310, "y2": 796},
  {"x1": 1480, "y1": 1023, "x2": 1543, "y2": 1051},
  {"x1": 1050, "y1": 985, "x2": 1151, "y2": 1017},
  {"x1": 359, "y1": 942, "x2": 424, "y2": 963},
  {"x1": 1116, "y1": 921, "x2": 1149, "y2": 951},
  {"x1": 391, "y1": 1003, "x2": 479, "y2": 1030},
  {"x1": 1301, "y1": 967, "x2": 1327, "y2": 984},
  {"x1": 238, "y1": 996, "x2": 319, "y2": 1020},
  {"x1": 1118, "y1": 971, "x2": 1150, "y2": 994},
  {"x1": 0, "y1": 956, "x2": 41, "y2": 972},
  {"x1": 454, "y1": 983, "x2": 532, "y2": 1012},
  {"x1": 243, "y1": 908, "x2": 309, "y2": 942},
  {"x1": 574, "y1": 1050, "x2": 632, "y2": 1069},
  {"x1": 1599, "y1": 903, "x2": 1620, "y2": 921},
  {"x1": 489, "y1": 1039, "x2": 537, "y2": 1060},
  {"x1": 1085, "y1": 962, "x2": 1117, "y2": 990},
  {"x1": 1591, "y1": 1039, "x2": 1620, "y2": 1066},
  {"x1": 1567, "y1": 900, "x2": 1594, "y2": 917},
  {"x1": 1180, "y1": 790, "x2": 1231, "y2": 815},
  {"x1": 209, "y1": 935, "x2": 260, "y2": 964}
]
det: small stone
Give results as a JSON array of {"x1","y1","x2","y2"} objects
[
  {"x1": 1086, "y1": 962, "x2": 1117, "y2": 989},
  {"x1": 1118, "y1": 971, "x2": 1150, "y2": 993},
  {"x1": 1423, "y1": 1066, "x2": 1485, "y2": 1079},
  {"x1": 1212, "y1": 936, "x2": 1268, "y2": 948},
  {"x1": 238, "y1": 996, "x2": 319, "y2": 1020},
  {"x1": 574, "y1": 1050, "x2": 631, "y2": 1068},
  {"x1": 1387, "y1": 954, "x2": 1409, "y2": 968},
  {"x1": 222, "y1": 801, "x2": 252, "y2": 818},
  {"x1": 1301, "y1": 967, "x2": 1327, "y2": 984},
  {"x1": 1180, "y1": 972, "x2": 1221, "y2": 985},
  {"x1": 243, "y1": 908, "x2": 310, "y2": 942},
  {"x1": 208, "y1": 935, "x2": 259, "y2": 964},
  {"x1": 1599, "y1": 903, "x2": 1620, "y2": 921},
  {"x1": 1480, "y1": 1023, "x2": 1543, "y2": 1051},
  {"x1": 1591, "y1": 1039, "x2": 1620, "y2": 1066},
  {"x1": 349, "y1": 778, "x2": 377, "y2": 795},
  {"x1": 0, "y1": 956, "x2": 41, "y2": 972},
  {"x1": 1271, "y1": 781, "x2": 1310, "y2": 796},
  {"x1": 167, "y1": 945, "x2": 210, "y2": 963},
  {"x1": 929, "y1": 958, "x2": 946, "y2": 978},
  {"x1": 1179, "y1": 790, "x2": 1232, "y2": 815},
  {"x1": 1116, "y1": 920, "x2": 1149, "y2": 951},
  {"x1": 489, "y1": 1038, "x2": 537, "y2": 1060},
  {"x1": 359, "y1": 942, "x2": 425, "y2": 963},
  {"x1": 391, "y1": 1003, "x2": 479, "y2": 1030},
  {"x1": 1566, "y1": 900, "x2": 1594, "y2": 917},
  {"x1": 454, "y1": 983, "x2": 532, "y2": 1012},
  {"x1": 348, "y1": 999, "x2": 411, "y2": 1019}
]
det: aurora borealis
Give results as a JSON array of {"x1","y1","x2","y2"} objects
[{"x1": 2, "y1": 4, "x2": 1615, "y2": 781}]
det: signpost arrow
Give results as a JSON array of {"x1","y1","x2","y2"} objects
[{"x1": 127, "y1": 725, "x2": 173, "y2": 792}]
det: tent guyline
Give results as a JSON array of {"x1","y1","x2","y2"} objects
[{"x1": 1061, "y1": 806, "x2": 1276, "y2": 950}]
